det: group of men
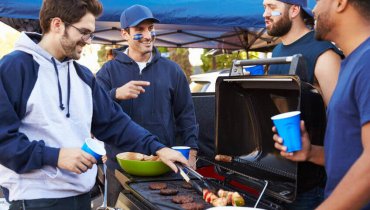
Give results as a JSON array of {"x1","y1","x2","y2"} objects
[{"x1": 0, "y1": 0, "x2": 369, "y2": 209}]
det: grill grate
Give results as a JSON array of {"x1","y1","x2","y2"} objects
[{"x1": 124, "y1": 179, "x2": 282, "y2": 209}]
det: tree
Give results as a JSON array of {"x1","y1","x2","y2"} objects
[
  {"x1": 200, "y1": 49, "x2": 250, "y2": 72},
  {"x1": 168, "y1": 48, "x2": 192, "y2": 82}
]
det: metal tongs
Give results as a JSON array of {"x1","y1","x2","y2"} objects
[{"x1": 175, "y1": 163, "x2": 217, "y2": 195}]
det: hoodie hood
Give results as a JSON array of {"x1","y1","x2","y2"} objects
[
  {"x1": 113, "y1": 46, "x2": 162, "y2": 65},
  {"x1": 15, "y1": 32, "x2": 56, "y2": 64},
  {"x1": 15, "y1": 32, "x2": 72, "y2": 118}
]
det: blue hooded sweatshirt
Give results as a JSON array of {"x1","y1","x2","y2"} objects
[
  {"x1": 96, "y1": 47, "x2": 199, "y2": 168},
  {"x1": 0, "y1": 32, "x2": 165, "y2": 201}
]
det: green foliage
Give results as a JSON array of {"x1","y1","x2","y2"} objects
[
  {"x1": 200, "y1": 49, "x2": 260, "y2": 72},
  {"x1": 168, "y1": 48, "x2": 192, "y2": 82},
  {"x1": 157, "y1": 47, "x2": 169, "y2": 53},
  {"x1": 97, "y1": 45, "x2": 108, "y2": 67}
]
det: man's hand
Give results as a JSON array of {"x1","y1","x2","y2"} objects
[
  {"x1": 156, "y1": 147, "x2": 188, "y2": 173},
  {"x1": 115, "y1": 80, "x2": 150, "y2": 100},
  {"x1": 57, "y1": 148, "x2": 96, "y2": 174},
  {"x1": 272, "y1": 120, "x2": 312, "y2": 162},
  {"x1": 189, "y1": 149, "x2": 198, "y2": 170}
]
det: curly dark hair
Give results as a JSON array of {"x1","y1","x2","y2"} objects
[{"x1": 39, "y1": 0, "x2": 103, "y2": 34}]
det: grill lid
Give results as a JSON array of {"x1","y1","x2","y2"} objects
[{"x1": 214, "y1": 75, "x2": 326, "y2": 203}]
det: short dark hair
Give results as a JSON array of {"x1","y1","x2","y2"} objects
[
  {"x1": 284, "y1": 3, "x2": 314, "y2": 28},
  {"x1": 39, "y1": 0, "x2": 103, "y2": 34},
  {"x1": 300, "y1": 9, "x2": 314, "y2": 27},
  {"x1": 348, "y1": 0, "x2": 370, "y2": 19}
]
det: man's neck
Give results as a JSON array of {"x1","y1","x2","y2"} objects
[
  {"x1": 38, "y1": 35, "x2": 64, "y2": 61},
  {"x1": 127, "y1": 48, "x2": 151, "y2": 62},
  {"x1": 280, "y1": 22, "x2": 311, "y2": 45},
  {"x1": 331, "y1": 14, "x2": 370, "y2": 57}
]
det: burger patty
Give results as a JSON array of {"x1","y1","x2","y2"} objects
[
  {"x1": 149, "y1": 182, "x2": 167, "y2": 190},
  {"x1": 181, "y1": 182, "x2": 193, "y2": 189},
  {"x1": 172, "y1": 195, "x2": 194, "y2": 204},
  {"x1": 181, "y1": 202, "x2": 205, "y2": 210},
  {"x1": 159, "y1": 188, "x2": 179, "y2": 196}
]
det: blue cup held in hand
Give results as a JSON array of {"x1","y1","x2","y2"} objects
[
  {"x1": 171, "y1": 146, "x2": 190, "y2": 159},
  {"x1": 81, "y1": 138, "x2": 106, "y2": 163},
  {"x1": 271, "y1": 111, "x2": 302, "y2": 153}
]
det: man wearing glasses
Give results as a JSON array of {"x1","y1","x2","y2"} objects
[{"x1": 0, "y1": 1, "x2": 188, "y2": 209}]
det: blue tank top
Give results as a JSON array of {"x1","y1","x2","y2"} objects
[{"x1": 269, "y1": 31, "x2": 342, "y2": 84}]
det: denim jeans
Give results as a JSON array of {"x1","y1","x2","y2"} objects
[
  {"x1": 9, "y1": 192, "x2": 91, "y2": 210},
  {"x1": 283, "y1": 186, "x2": 324, "y2": 210}
]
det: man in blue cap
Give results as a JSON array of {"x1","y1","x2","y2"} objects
[
  {"x1": 262, "y1": 0, "x2": 343, "y2": 209},
  {"x1": 96, "y1": 5, "x2": 199, "y2": 206}
]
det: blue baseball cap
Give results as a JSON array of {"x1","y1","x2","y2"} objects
[
  {"x1": 278, "y1": 0, "x2": 313, "y2": 18},
  {"x1": 120, "y1": 5, "x2": 160, "y2": 29}
]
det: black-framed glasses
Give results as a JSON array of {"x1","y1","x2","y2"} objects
[{"x1": 64, "y1": 22, "x2": 95, "y2": 43}]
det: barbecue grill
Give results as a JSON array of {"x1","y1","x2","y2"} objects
[{"x1": 113, "y1": 56, "x2": 326, "y2": 210}]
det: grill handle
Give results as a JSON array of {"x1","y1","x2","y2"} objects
[{"x1": 230, "y1": 54, "x2": 306, "y2": 78}]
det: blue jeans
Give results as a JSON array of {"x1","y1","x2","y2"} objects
[{"x1": 283, "y1": 186, "x2": 324, "y2": 210}]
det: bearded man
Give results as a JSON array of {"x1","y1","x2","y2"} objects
[
  {"x1": 262, "y1": 0, "x2": 343, "y2": 209},
  {"x1": 0, "y1": 1, "x2": 188, "y2": 209}
]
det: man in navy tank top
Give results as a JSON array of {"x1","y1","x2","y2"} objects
[{"x1": 263, "y1": 0, "x2": 343, "y2": 209}]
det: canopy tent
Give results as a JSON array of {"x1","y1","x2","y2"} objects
[{"x1": 0, "y1": 0, "x2": 316, "y2": 51}]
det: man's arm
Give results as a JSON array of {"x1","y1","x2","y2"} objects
[
  {"x1": 0, "y1": 52, "x2": 60, "y2": 173},
  {"x1": 96, "y1": 64, "x2": 150, "y2": 100},
  {"x1": 314, "y1": 49, "x2": 341, "y2": 106},
  {"x1": 316, "y1": 122, "x2": 370, "y2": 210},
  {"x1": 115, "y1": 80, "x2": 150, "y2": 100}
]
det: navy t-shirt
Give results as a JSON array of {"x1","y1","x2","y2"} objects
[
  {"x1": 324, "y1": 37, "x2": 370, "y2": 209},
  {"x1": 269, "y1": 31, "x2": 342, "y2": 84}
]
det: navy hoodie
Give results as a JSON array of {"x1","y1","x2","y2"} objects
[
  {"x1": 96, "y1": 47, "x2": 199, "y2": 168},
  {"x1": 0, "y1": 32, "x2": 165, "y2": 201}
]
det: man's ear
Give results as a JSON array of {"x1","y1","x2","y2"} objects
[
  {"x1": 336, "y1": 0, "x2": 348, "y2": 13},
  {"x1": 50, "y1": 17, "x2": 64, "y2": 34},
  {"x1": 121, "y1": 29, "x2": 129, "y2": 40},
  {"x1": 290, "y1": 5, "x2": 301, "y2": 19}
]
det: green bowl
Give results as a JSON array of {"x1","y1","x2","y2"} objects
[{"x1": 116, "y1": 156, "x2": 171, "y2": 176}]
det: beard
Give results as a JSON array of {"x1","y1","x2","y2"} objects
[
  {"x1": 266, "y1": 13, "x2": 292, "y2": 37},
  {"x1": 60, "y1": 31, "x2": 85, "y2": 60},
  {"x1": 314, "y1": 13, "x2": 332, "y2": 41}
]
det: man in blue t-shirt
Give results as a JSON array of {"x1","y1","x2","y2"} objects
[
  {"x1": 273, "y1": 0, "x2": 370, "y2": 209},
  {"x1": 263, "y1": 0, "x2": 342, "y2": 209}
]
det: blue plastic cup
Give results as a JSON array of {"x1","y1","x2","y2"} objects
[
  {"x1": 81, "y1": 138, "x2": 106, "y2": 162},
  {"x1": 171, "y1": 146, "x2": 190, "y2": 159},
  {"x1": 271, "y1": 111, "x2": 302, "y2": 153}
]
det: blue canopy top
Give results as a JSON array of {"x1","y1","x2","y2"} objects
[{"x1": 0, "y1": 0, "x2": 316, "y2": 50}]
